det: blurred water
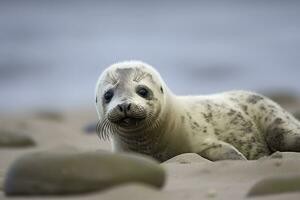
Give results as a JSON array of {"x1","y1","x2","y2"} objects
[{"x1": 0, "y1": 0, "x2": 300, "y2": 112}]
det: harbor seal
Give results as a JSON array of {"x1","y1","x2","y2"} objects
[{"x1": 95, "y1": 61, "x2": 300, "y2": 162}]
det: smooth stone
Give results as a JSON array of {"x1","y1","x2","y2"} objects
[
  {"x1": 259, "y1": 152, "x2": 300, "y2": 160},
  {"x1": 0, "y1": 129, "x2": 35, "y2": 147},
  {"x1": 163, "y1": 153, "x2": 211, "y2": 164},
  {"x1": 4, "y1": 150, "x2": 165, "y2": 196},
  {"x1": 247, "y1": 174, "x2": 300, "y2": 197}
]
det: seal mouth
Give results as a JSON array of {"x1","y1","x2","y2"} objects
[{"x1": 118, "y1": 116, "x2": 145, "y2": 127}]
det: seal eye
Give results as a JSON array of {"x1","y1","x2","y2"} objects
[
  {"x1": 137, "y1": 87, "x2": 149, "y2": 98},
  {"x1": 104, "y1": 89, "x2": 114, "y2": 103},
  {"x1": 160, "y1": 86, "x2": 164, "y2": 94}
]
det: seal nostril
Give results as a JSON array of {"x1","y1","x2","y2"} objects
[
  {"x1": 127, "y1": 103, "x2": 131, "y2": 111},
  {"x1": 118, "y1": 103, "x2": 131, "y2": 113},
  {"x1": 118, "y1": 105, "x2": 123, "y2": 112}
]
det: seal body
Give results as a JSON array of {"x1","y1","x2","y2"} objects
[{"x1": 95, "y1": 61, "x2": 300, "y2": 162}]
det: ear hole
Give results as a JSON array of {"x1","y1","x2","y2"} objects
[
  {"x1": 160, "y1": 86, "x2": 164, "y2": 94},
  {"x1": 96, "y1": 97, "x2": 98, "y2": 103}
]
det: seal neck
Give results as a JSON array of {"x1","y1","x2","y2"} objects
[{"x1": 112, "y1": 92, "x2": 179, "y2": 161}]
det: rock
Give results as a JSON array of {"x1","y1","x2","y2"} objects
[
  {"x1": 293, "y1": 110, "x2": 300, "y2": 120},
  {"x1": 0, "y1": 129, "x2": 35, "y2": 147},
  {"x1": 264, "y1": 91, "x2": 300, "y2": 107},
  {"x1": 247, "y1": 174, "x2": 300, "y2": 197},
  {"x1": 163, "y1": 153, "x2": 211, "y2": 164},
  {"x1": 4, "y1": 150, "x2": 165, "y2": 196},
  {"x1": 83, "y1": 122, "x2": 97, "y2": 134},
  {"x1": 263, "y1": 91, "x2": 300, "y2": 120}
]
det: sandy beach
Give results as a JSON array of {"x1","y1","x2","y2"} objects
[{"x1": 1, "y1": 104, "x2": 300, "y2": 200}]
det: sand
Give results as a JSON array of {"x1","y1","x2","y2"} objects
[{"x1": 1, "y1": 107, "x2": 300, "y2": 199}]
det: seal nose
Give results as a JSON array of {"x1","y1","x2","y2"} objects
[{"x1": 117, "y1": 103, "x2": 131, "y2": 113}]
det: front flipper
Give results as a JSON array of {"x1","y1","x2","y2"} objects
[{"x1": 197, "y1": 140, "x2": 247, "y2": 161}]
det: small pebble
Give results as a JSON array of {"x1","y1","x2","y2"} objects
[
  {"x1": 83, "y1": 122, "x2": 97, "y2": 134},
  {"x1": 0, "y1": 129, "x2": 35, "y2": 147}
]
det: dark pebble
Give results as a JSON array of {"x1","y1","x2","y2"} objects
[
  {"x1": 0, "y1": 129, "x2": 35, "y2": 147},
  {"x1": 83, "y1": 122, "x2": 97, "y2": 134}
]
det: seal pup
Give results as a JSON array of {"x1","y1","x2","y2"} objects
[{"x1": 95, "y1": 61, "x2": 300, "y2": 162}]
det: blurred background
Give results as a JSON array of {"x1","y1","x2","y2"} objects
[{"x1": 1, "y1": 0, "x2": 300, "y2": 113}]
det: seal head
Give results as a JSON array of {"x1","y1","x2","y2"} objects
[{"x1": 95, "y1": 61, "x2": 167, "y2": 139}]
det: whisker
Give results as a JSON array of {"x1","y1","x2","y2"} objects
[{"x1": 96, "y1": 117, "x2": 115, "y2": 140}]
